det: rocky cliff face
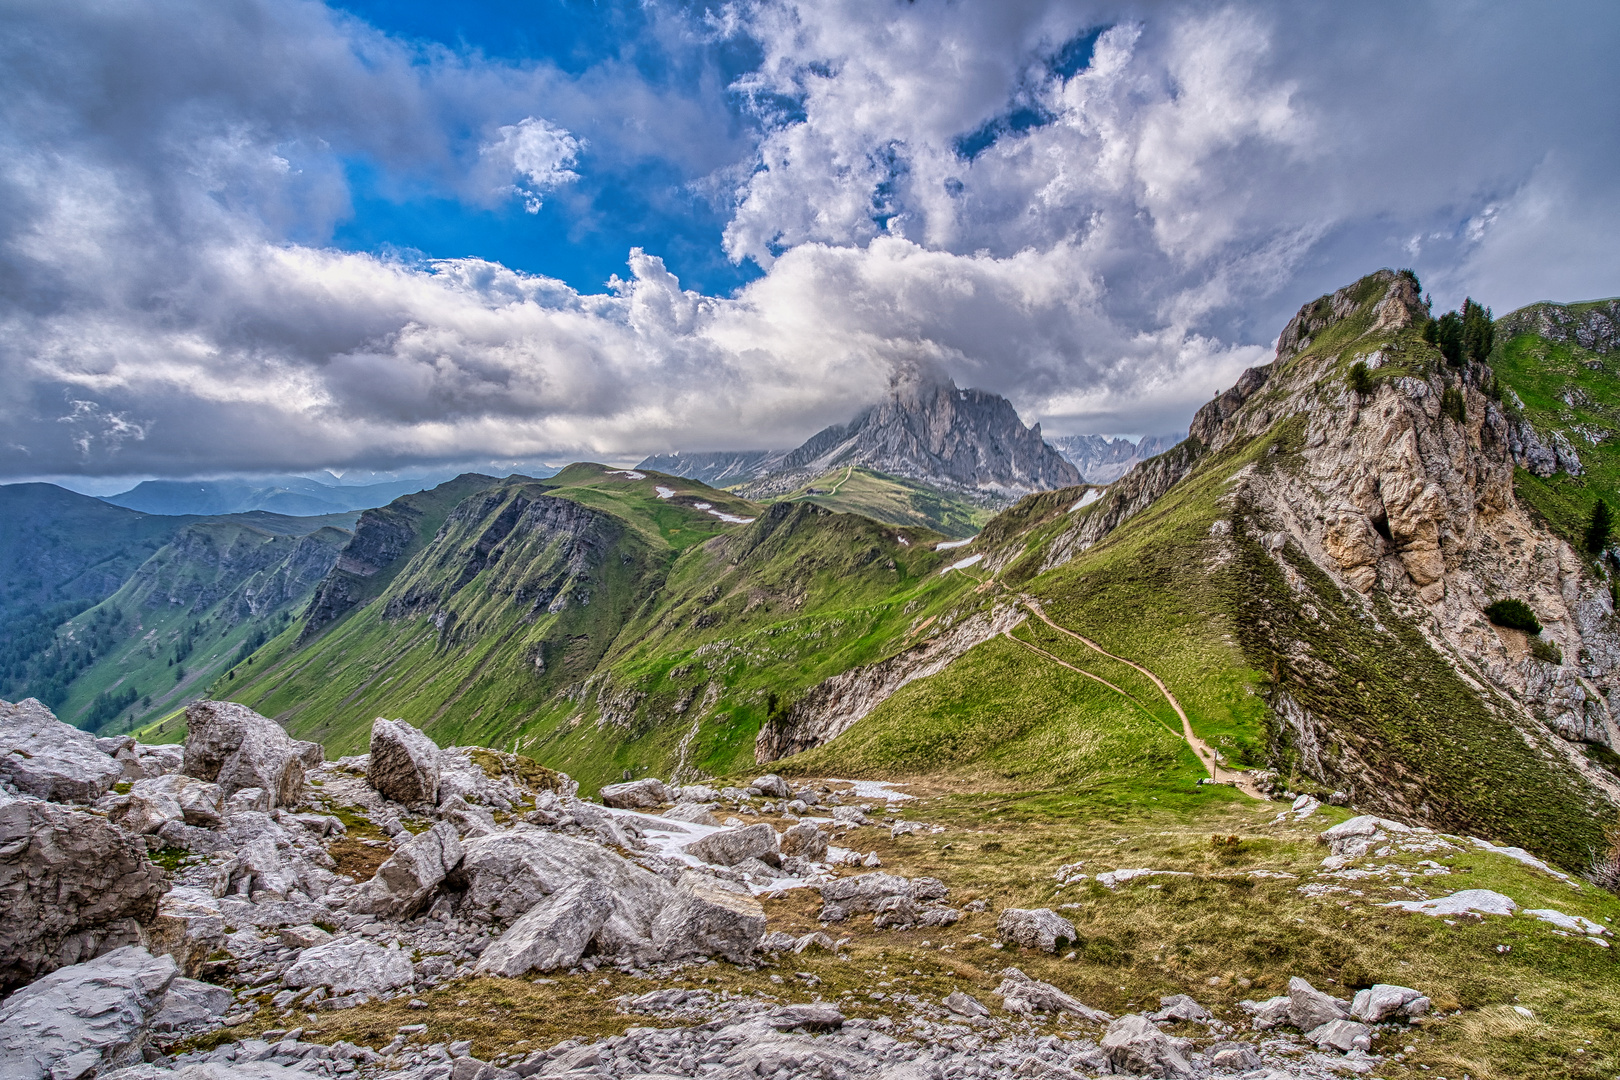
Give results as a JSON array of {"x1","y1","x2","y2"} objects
[
  {"x1": 742, "y1": 377, "x2": 1080, "y2": 501},
  {"x1": 1024, "y1": 270, "x2": 1620, "y2": 818},
  {"x1": 1498, "y1": 298, "x2": 1620, "y2": 355}
]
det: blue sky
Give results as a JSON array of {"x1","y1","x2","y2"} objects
[{"x1": 3, "y1": 0, "x2": 1619, "y2": 481}]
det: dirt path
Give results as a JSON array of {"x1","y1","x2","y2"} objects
[
  {"x1": 827, "y1": 464, "x2": 855, "y2": 495},
  {"x1": 1021, "y1": 598, "x2": 1265, "y2": 799},
  {"x1": 1004, "y1": 632, "x2": 1183, "y2": 739}
]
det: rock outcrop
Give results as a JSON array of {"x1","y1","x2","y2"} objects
[
  {"x1": 0, "y1": 698, "x2": 123, "y2": 803},
  {"x1": 0, "y1": 795, "x2": 169, "y2": 992},
  {"x1": 0, "y1": 946, "x2": 177, "y2": 1080},
  {"x1": 366, "y1": 718, "x2": 440, "y2": 807},
  {"x1": 181, "y1": 701, "x2": 323, "y2": 809}
]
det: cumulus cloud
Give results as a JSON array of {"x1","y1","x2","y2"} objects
[
  {"x1": 482, "y1": 117, "x2": 582, "y2": 212},
  {"x1": 2, "y1": 0, "x2": 1618, "y2": 478}
]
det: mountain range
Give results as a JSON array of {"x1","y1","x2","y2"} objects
[{"x1": 5, "y1": 269, "x2": 1620, "y2": 880}]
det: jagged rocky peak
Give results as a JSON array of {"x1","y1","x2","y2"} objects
[
  {"x1": 750, "y1": 372, "x2": 1081, "y2": 500},
  {"x1": 1047, "y1": 433, "x2": 1185, "y2": 484}
]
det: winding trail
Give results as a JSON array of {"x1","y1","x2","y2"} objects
[
  {"x1": 1019, "y1": 598, "x2": 1264, "y2": 799},
  {"x1": 1005, "y1": 632, "x2": 1182, "y2": 739}
]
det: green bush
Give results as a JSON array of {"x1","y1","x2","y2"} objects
[
  {"x1": 1440, "y1": 386, "x2": 1466, "y2": 424},
  {"x1": 1530, "y1": 637, "x2": 1563, "y2": 665},
  {"x1": 1484, "y1": 598, "x2": 1542, "y2": 634},
  {"x1": 1348, "y1": 361, "x2": 1372, "y2": 396}
]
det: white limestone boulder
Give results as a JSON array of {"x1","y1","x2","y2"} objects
[{"x1": 181, "y1": 701, "x2": 322, "y2": 809}]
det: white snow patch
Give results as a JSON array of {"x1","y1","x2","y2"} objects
[
  {"x1": 827, "y1": 778, "x2": 916, "y2": 802},
  {"x1": 605, "y1": 469, "x2": 646, "y2": 480},
  {"x1": 694, "y1": 502, "x2": 712, "y2": 509},
  {"x1": 707, "y1": 509, "x2": 755, "y2": 524},
  {"x1": 1385, "y1": 889, "x2": 1519, "y2": 918},
  {"x1": 935, "y1": 538, "x2": 973, "y2": 551},
  {"x1": 654, "y1": 486, "x2": 676, "y2": 499},
  {"x1": 896, "y1": 536, "x2": 910, "y2": 546},
  {"x1": 941, "y1": 553, "x2": 984, "y2": 573},
  {"x1": 1069, "y1": 489, "x2": 1102, "y2": 512},
  {"x1": 599, "y1": 805, "x2": 817, "y2": 894}
]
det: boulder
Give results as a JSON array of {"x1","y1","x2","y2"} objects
[
  {"x1": 872, "y1": 896, "x2": 921, "y2": 930},
  {"x1": 997, "y1": 908, "x2": 1077, "y2": 953},
  {"x1": 181, "y1": 701, "x2": 322, "y2": 809},
  {"x1": 780, "y1": 822, "x2": 829, "y2": 861},
  {"x1": 225, "y1": 788, "x2": 271, "y2": 815},
  {"x1": 1100, "y1": 1014, "x2": 1193, "y2": 1078},
  {"x1": 1307, "y1": 1018, "x2": 1373, "y2": 1053},
  {"x1": 1150, "y1": 994, "x2": 1212, "y2": 1023},
  {"x1": 598, "y1": 778, "x2": 669, "y2": 808},
  {"x1": 673, "y1": 785, "x2": 720, "y2": 803},
  {"x1": 751, "y1": 774, "x2": 791, "y2": 799},
  {"x1": 653, "y1": 873, "x2": 767, "y2": 963},
  {"x1": 0, "y1": 796, "x2": 169, "y2": 992},
  {"x1": 995, "y1": 967, "x2": 1113, "y2": 1022},
  {"x1": 764, "y1": 1004, "x2": 844, "y2": 1032},
  {"x1": 366, "y1": 718, "x2": 441, "y2": 806},
  {"x1": 282, "y1": 939, "x2": 413, "y2": 995},
  {"x1": 1240, "y1": 995, "x2": 1292, "y2": 1030},
  {"x1": 148, "y1": 977, "x2": 234, "y2": 1036},
  {"x1": 108, "y1": 790, "x2": 185, "y2": 835},
  {"x1": 1208, "y1": 1042, "x2": 1261, "y2": 1070},
  {"x1": 1350, "y1": 983, "x2": 1431, "y2": 1023},
  {"x1": 144, "y1": 888, "x2": 227, "y2": 979},
  {"x1": 351, "y1": 821, "x2": 463, "y2": 917},
  {"x1": 449, "y1": 829, "x2": 683, "y2": 964},
  {"x1": 944, "y1": 990, "x2": 990, "y2": 1018},
  {"x1": 0, "y1": 698, "x2": 122, "y2": 803},
  {"x1": 131, "y1": 775, "x2": 225, "y2": 827},
  {"x1": 1288, "y1": 976, "x2": 1350, "y2": 1031},
  {"x1": 817, "y1": 872, "x2": 911, "y2": 916},
  {"x1": 0, "y1": 946, "x2": 177, "y2": 1080},
  {"x1": 687, "y1": 823, "x2": 780, "y2": 868},
  {"x1": 475, "y1": 880, "x2": 614, "y2": 977}
]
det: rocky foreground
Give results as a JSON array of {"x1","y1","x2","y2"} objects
[{"x1": 1, "y1": 697, "x2": 1610, "y2": 1079}]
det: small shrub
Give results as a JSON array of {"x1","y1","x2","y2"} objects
[
  {"x1": 1440, "y1": 386, "x2": 1466, "y2": 424},
  {"x1": 1484, "y1": 598, "x2": 1541, "y2": 634},
  {"x1": 1348, "y1": 361, "x2": 1372, "y2": 397},
  {"x1": 1530, "y1": 638, "x2": 1563, "y2": 665}
]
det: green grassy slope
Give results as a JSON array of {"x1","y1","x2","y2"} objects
[
  {"x1": 782, "y1": 272, "x2": 1613, "y2": 871},
  {"x1": 25, "y1": 517, "x2": 352, "y2": 733},
  {"x1": 222, "y1": 465, "x2": 979, "y2": 790},
  {"x1": 1492, "y1": 328, "x2": 1620, "y2": 549},
  {"x1": 775, "y1": 466, "x2": 993, "y2": 538}
]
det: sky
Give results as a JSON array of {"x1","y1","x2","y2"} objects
[{"x1": 4, "y1": 0, "x2": 1619, "y2": 485}]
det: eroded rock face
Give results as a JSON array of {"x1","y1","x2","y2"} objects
[
  {"x1": 182, "y1": 701, "x2": 322, "y2": 808},
  {"x1": 0, "y1": 698, "x2": 123, "y2": 803},
  {"x1": 1100, "y1": 1013, "x2": 1193, "y2": 1078},
  {"x1": 475, "y1": 879, "x2": 613, "y2": 976},
  {"x1": 367, "y1": 718, "x2": 440, "y2": 807},
  {"x1": 0, "y1": 796, "x2": 169, "y2": 992},
  {"x1": 0, "y1": 946, "x2": 177, "y2": 1080}
]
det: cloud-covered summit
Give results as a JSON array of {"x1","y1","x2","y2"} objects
[{"x1": 2, "y1": 0, "x2": 1617, "y2": 480}]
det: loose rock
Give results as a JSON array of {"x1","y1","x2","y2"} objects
[
  {"x1": 366, "y1": 719, "x2": 441, "y2": 807},
  {"x1": 181, "y1": 701, "x2": 323, "y2": 809}
]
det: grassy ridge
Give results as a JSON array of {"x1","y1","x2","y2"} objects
[
  {"x1": 225, "y1": 465, "x2": 982, "y2": 790},
  {"x1": 778, "y1": 466, "x2": 993, "y2": 538}
]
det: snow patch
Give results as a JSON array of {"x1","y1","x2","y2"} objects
[
  {"x1": 828, "y1": 778, "x2": 916, "y2": 802},
  {"x1": 654, "y1": 486, "x2": 676, "y2": 499},
  {"x1": 707, "y1": 509, "x2": 755, "y2": 524},
  {"x1": 605, "y1": 469, "x2": 646, "y2": 480},
  {"x1": 1069, "y1": 489, "x2": 1102, "y2": 512},
  {"x1": 935, "y1": 538, "x2": 974, "y2": 551},
  {"x1": 941, "y1": 553, "x2": 984, "y2": 573}
]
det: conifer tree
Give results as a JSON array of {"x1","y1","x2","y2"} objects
[
  {"x1": 1461, "y1": 298, "x2": 1494, "y2": 364},
  {"x1": 1587, "y1": 498, "x2": 1614, "y2": 556}
]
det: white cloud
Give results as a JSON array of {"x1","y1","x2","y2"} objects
[
  {"x1": 3, "y1": 0, "x2": 1619, "y2": 478},
  {"x1": 483, "y1": 117, "x2": 581, "y2": 212}
]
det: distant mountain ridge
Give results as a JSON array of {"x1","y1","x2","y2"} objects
[
  {"x1": 1047, "y1": 432, "x2": 1185, "y2": 484},
  {"x1": 641, "y1": 377, "x2": 1080, "y2": 501}
]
